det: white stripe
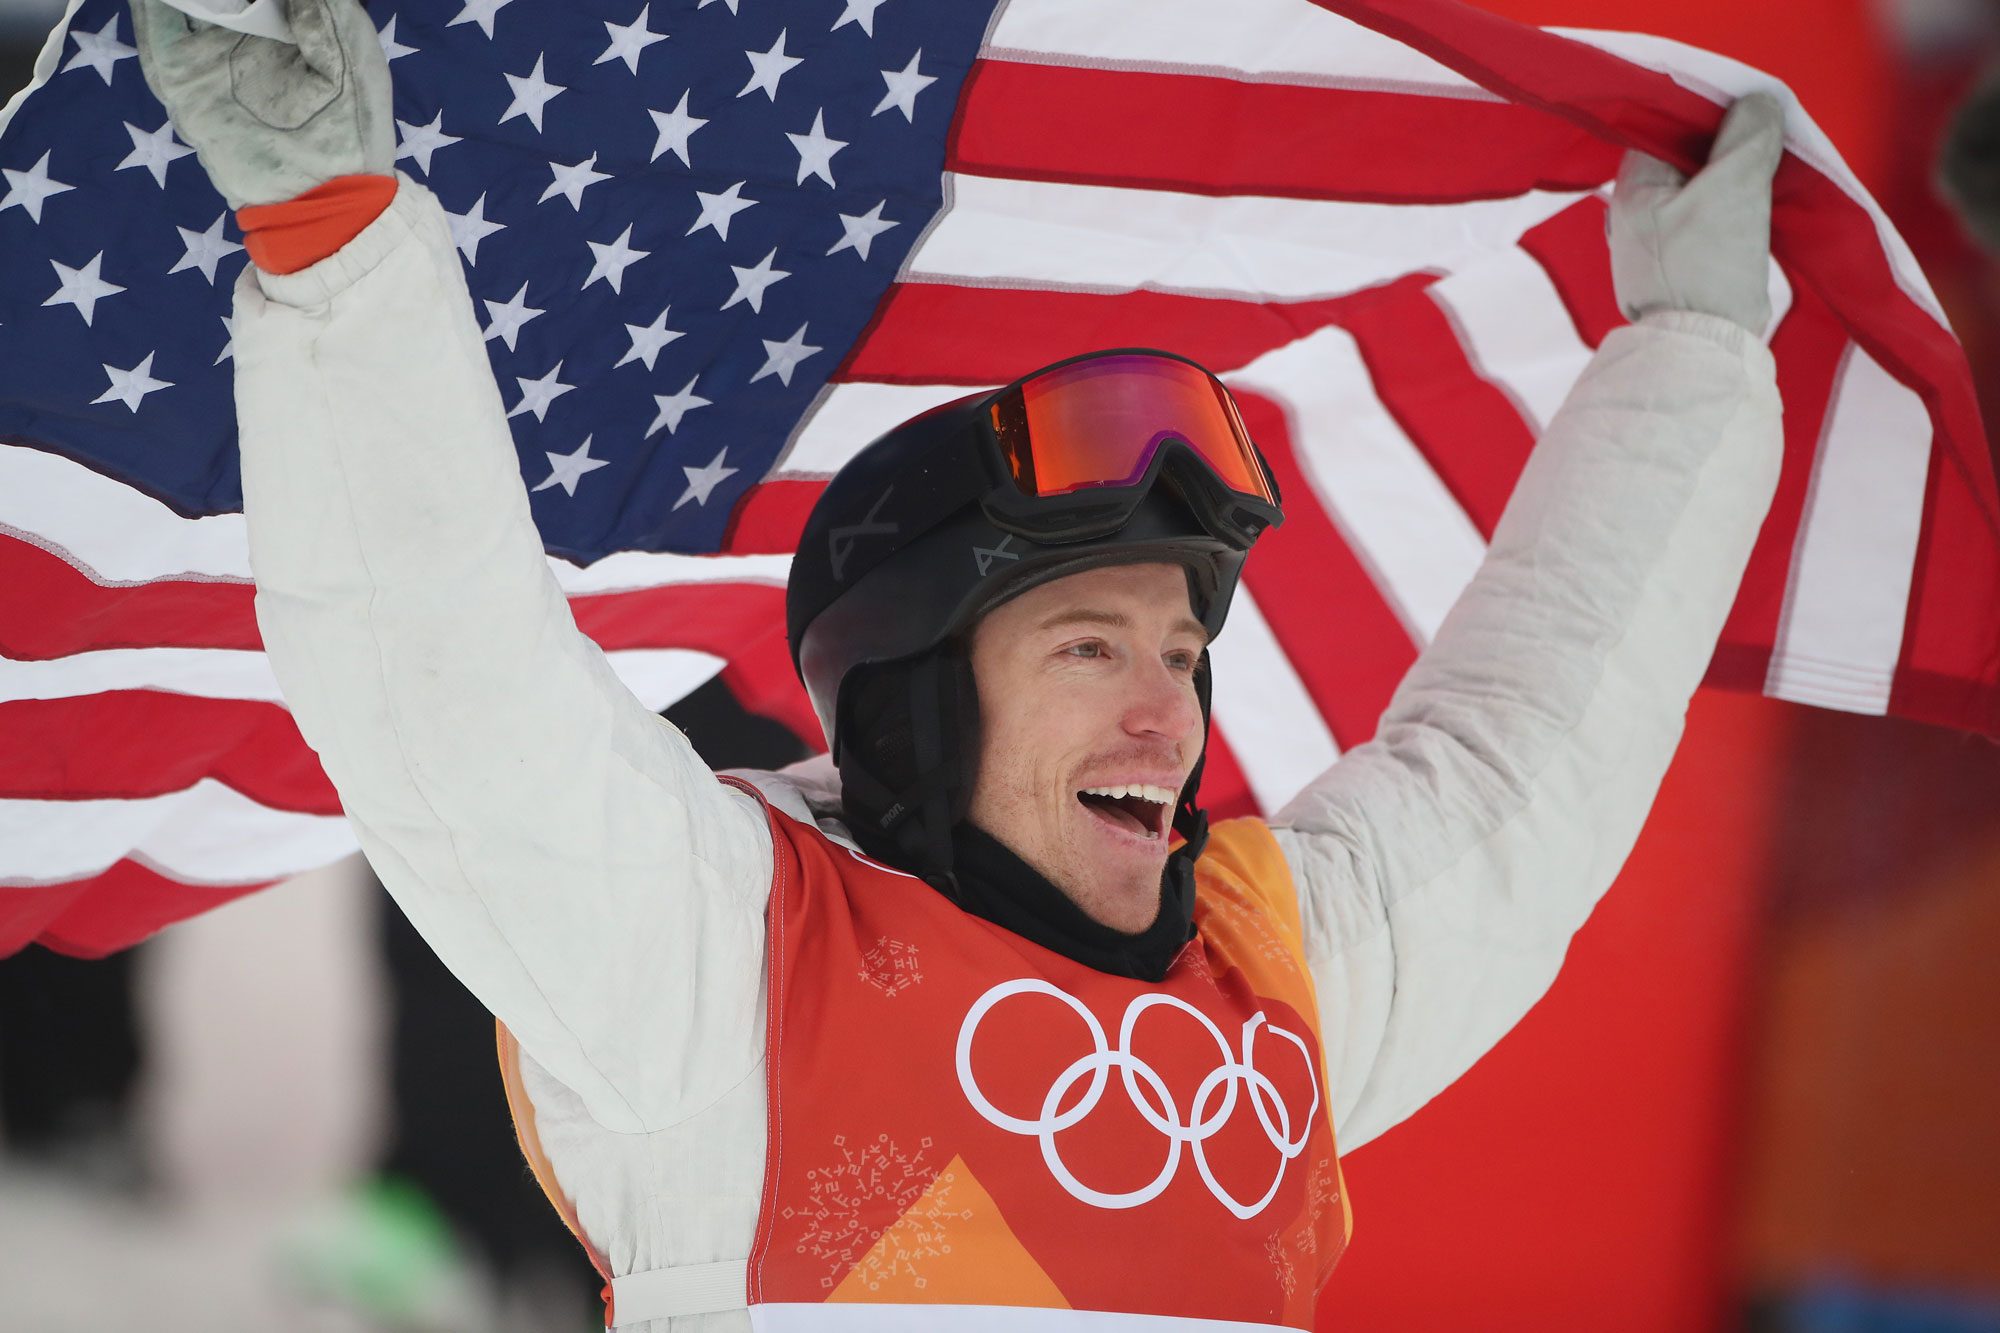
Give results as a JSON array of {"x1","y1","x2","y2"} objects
[
  {"x1": 1206, "y1": 586, "x2": 1340, "y2": 815},
  {"x1": 1426, "y1": 248, "x2": 1596, "y2": 435},
  {"x1": 1765, "y1": 343, "x2": 1932, "y2": 714},
  {"x1": 986, "y1": 0, "x2": 1491, "y2": 96},
  {"x1": 778, "y1": 381, "x2": 990, "y2": 475},
  {"x1": 1226, "y1": 327, "x2": 1487, "y2": 647},
  {"x1": 2, "y1": 441, "x2": 788, "y2": 591},
  {"x1": 1550, "y1": 27, "x2": 1947, "y2": 331},
  {"x1": 1762, "y1": 258, "x2": 1794, "y2": 345},
  {"x1": 1, "y1": 647, "x2": 283, "y2": 703},
  {"x1": 911, "y1": 175, "x2": 1589, "y2": 303},
  {"x1": 0, "y1": 778, "x2": 355, "y2": 886},
  {"x1": 608, "y1": 648, "x2": 728, "y2": 712},
  {"x1": 1, "y1": 645, "x2": 726, "y2": 711},
  {"x1": 1, "y1": 442, "x2": 254, "y2": 583},
  {"x1": 554, "y1": 551, "x2": 791, "y2": 595},
  {"x1": 751, "y1": 1303, "x2": 1291, "y2": 1333}
]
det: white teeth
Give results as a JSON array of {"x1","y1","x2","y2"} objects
[{"x1": 1079, "y1": 783, "x2": 1174, "y2": 805}]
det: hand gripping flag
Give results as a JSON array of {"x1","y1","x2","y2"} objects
[{"x1": 1, "y1": 0, "x2": 1995, "y2": 957}]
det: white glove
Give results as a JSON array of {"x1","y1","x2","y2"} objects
[
  {"x1": 128, "y1": 0, "x2": 393, "y2": 209},
  {"x1": 1608, "y1": 92, "x2": 1786, "y2": 334}
]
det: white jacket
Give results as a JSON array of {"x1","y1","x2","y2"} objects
[{"x1": 233, "y1": 178, "x2": 1781, "y2": 1329}]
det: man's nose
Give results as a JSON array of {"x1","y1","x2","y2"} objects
[{"x1": 1123, "y1": 660, "x2": 1201, "y2": 743}]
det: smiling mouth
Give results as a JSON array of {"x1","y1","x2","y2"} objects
[{"x1": 1075, "y1": 783, "x2": 1175, "y2": 841}]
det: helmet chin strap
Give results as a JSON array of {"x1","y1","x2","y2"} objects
[{"x1": 1171, "y1": 649, "x2": 1216, "y2": 859}]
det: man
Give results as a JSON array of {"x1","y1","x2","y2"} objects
[{"x1": 131, "y1": 0, "x2": 1784, "y2": 1326}]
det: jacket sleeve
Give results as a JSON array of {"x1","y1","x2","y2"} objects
[
  {"x1": 1268, "y1": 310, "x2": 1782, "y2": 1154},
  {"x1": 233, "y1": 176, "x2": 773, "y2": 1135}
]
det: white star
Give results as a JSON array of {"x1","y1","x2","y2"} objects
[
  {"x1": 617, "y1": 307, "x2": 685, "y2": 370},
  {"x1": 647, "y1": 377, "x2": 712, "y2": 437},
  {"x1": 532, "y1": 435, "x2": 612, "y2": 497},
  {"x1": 697, "y1": 0, "x2": 739, "y2": 10},
  {"x1": 500, "y1": 55, "x2": 566, "y2": 132},
  {"x1": 686, "y1": 180, "x2": 755, "y2": 241},
  {"x1": 785, "y1": 109, "x2": 847, "y2": 187},
  {"x1": 377, "y1": 15, "x2": 417, "y2": 62},
  {"x1": 648, "y1": 92, "x2": 708, "y2": 167},
  {"x1": 43, "y1": 253, "x2": 124, "y2": 326},
  {"x1": 1, "y1": 152, "x2": 75, "y2": 223},
  {"x1": 874, "y1": 48, "x2": 936, "y2": 121},
  {"x1": 508, "y1": 360, "x2": 576, "y2": 422},
  {"x1": 445, "y1": 193, "x2": 507, "y2": 264},
  {"x1": 116, "y1": 120, "x2": 195, "y2": 189},
  {"x1": 739, "y1": 29, "x2": 801, "y2": 101},
  {"x1": 63, "y1": 17, "x2": 136, "y2": 86},
  {"x1": 447, "y1": 0, "x2": 512, "y2": 39},
  {"x1": 481, "y1": 281, "x2": 544, "y2": 351},
  {"x1": 395, "y1": 112, "x2": 461, "y2": 176},
  {"x1": 596, "y1": 4, "x2": 666, "y2": 74},
  {"x1": 675, "y1": 447, "x2": 740, "y2": 510},
  {"x1": 169, "y1": 214, "x2": 244, "y2": 284},
  {"x1": 832, "y1": 0, "x2": 889, "y2": 36},
  {"x1": 828, "y1": 200, "x2": 898, "y2": 260},
  {"x1": 722, "y1": 248, "x2": 790, "y2": 313},
  {"x1": 215, "y1": 314, "x2": 235, "y2": 365},
  {"x1": 751, "y1": 322, "x2": 822, "y2": 386},
  {"x1": 583, "y1": 224, "x2": 650, "y2": 293},
  {"x1": 540, "y1": 152, "x2": 610, "y2": 209},
  {"x1": 93, "y1": 353, "x2": 173, "y2": 412}
]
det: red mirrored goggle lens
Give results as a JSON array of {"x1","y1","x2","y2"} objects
[{"x1": 988, "y1": 354, "x2": 1275, "y2": 504}]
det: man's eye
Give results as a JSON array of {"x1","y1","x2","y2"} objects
[{"x1": 1065, "y1": 641, "x2": 1104, "y2": 658}]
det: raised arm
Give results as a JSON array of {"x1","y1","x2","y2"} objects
[
  {"x1": 1271, "y1": 96, "x2": 1787, "y2": 1152},
  {"x1": 132, "y1": 0, "x2": 771, "y2": 1134}
]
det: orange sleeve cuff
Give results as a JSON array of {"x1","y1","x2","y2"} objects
[{"x1": 236, "y1": 174, "x2": 400, "y2": 275}]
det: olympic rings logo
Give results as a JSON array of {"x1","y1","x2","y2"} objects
[{"x1": 954, "y1": 978, "x2": 1319, "y2": 1219}]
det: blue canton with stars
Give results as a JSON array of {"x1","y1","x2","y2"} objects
[{"x1": 0, "y1": 0, "x2": 999, "y2": 560}]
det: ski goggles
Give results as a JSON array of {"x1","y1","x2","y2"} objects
[{"x1": 974, "y1": 350, "x2": 1283, "y2": 548}]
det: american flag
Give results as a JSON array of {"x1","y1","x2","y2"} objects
[{"x1": 1, "y1": 0, "x2": 1994, "y2": 957}]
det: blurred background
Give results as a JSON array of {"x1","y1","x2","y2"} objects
[{"x1": 2, "y1": 1, "x2": 1997, "y2": 1330}]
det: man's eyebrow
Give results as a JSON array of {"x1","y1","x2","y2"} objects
[{"x1": 1035, "y1": 607, "x2": 1211, "y2": 644}]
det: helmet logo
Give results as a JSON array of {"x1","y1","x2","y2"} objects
[
  {"x1": 972, "y1": 533, "x2": 1020, "y2": 577},
  {"x1": 829, "y1": 487, "x2": 898, "y2": 582}
]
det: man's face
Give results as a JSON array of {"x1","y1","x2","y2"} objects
[{"x1": 965, "y1": 562, "x2": 1208, "y2": 933}]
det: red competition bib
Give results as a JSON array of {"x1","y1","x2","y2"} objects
[{"x1": 748, "y1": 805, "x2": 1350, "y2": 1331}]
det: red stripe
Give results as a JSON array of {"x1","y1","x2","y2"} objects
[
  {"x1": 0, "y1": 693, "x2": 338, "y2": 812},
  {"x1": 0, "y1": 531, "x2": 260, "y2": 658},
  {"x1": 573, "y1": 583, "x2": 819, "y2": 744},
  {"x1": 569, "y1": 581, "x2": 786, "y2": 653},
  {"x1": 726, "y1": 477, "x2": 822, "y2": 552},
  {"x1": 0, "y1": 583, "x2": 813, "y2": 814},
  {"x1": 1231, "y1": 389, "x2": 1421, "y2": 749},
  {"x1": 1517, "y1": 196, "x2": 1624, "y2": 349},
  {"x1": 842, "y1": 275, "x2": 1437, "y2": 387},
  {"x1": 1, "y1": 861, "x2": 269, "y2": 960},
  {"x1": 948, "y1": 57, "x2": 1622, "y2": 203},
  {"x1": 6, "y1": 525, "x2": 793, "y2": 658},
  {"x1": 1337, "y1": 284, "x2": 1536, "y2": 539}
]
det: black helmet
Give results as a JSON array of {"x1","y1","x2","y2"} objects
[{"x1": 785, "y1": 348, "x2": 1283, "y2": 878}]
